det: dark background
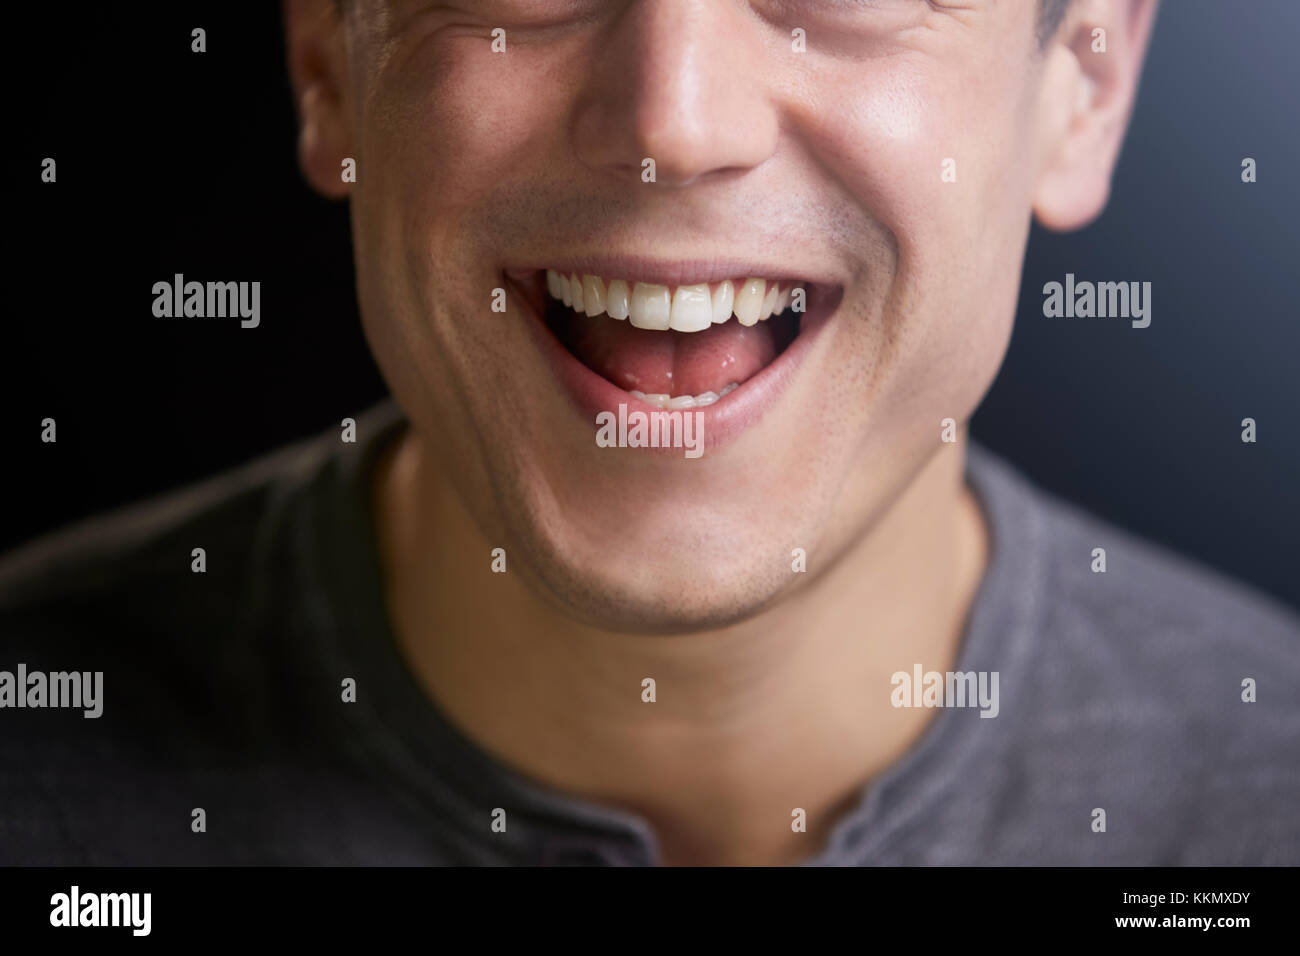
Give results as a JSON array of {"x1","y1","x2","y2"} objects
[{"x1": 3, "y1": 1, "x2": 1297, "y2": 610}]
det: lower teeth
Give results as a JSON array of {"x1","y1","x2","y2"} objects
[{"x1": 628, "y1": 383, "x2": 738, "y2": 409}]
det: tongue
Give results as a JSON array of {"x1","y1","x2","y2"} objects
[{"x1": 553, "y1": 311, "x2": 780, "y2": 397}]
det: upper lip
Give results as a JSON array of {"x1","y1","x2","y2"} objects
[{"x1": 505, "y1": 255, "x2": 843, "y2": 289}]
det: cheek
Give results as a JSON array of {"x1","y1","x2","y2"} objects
[
  {"x1": 343, "y1": 49, "x2": 526, "y2": 319},
  {"x1": 796, "y1": 63, "x2": 933, "y2": 225},
  {"x1": 363, "y1": 41, "x2": 565, "y2": 222},
  {"x1": 351, "y1": 43, "x2": 568, "y2": 365},
  {"x1": 809, "y1": 57, "x2": 1028, "y2": 265},
  {"x1": 800, "y1": 58, "x2": 1031, "y2": 422}
]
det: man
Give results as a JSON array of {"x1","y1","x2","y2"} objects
[{"x1": 2, "y1": 0, "x2": 1296, "y2": 866}]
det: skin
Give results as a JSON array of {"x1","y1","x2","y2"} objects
[{"x1": 285, "y1": 0, "x2": 1158, "y2": 865}]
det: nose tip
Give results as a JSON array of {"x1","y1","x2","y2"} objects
[
  {"x1": 572, "y1": 1, "x2": 779, "y2": 188},
  {"x1": 630, "y1": 105, "x2": 764, "y2": 188}
]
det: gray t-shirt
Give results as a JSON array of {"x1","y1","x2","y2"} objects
[{"x1": 1, "y1": 399, "x2": 1297, "y2": 865}]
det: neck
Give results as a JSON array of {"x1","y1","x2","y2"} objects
[{"x1": 373, "y1": 432, "x2": 989, "y2": 866}]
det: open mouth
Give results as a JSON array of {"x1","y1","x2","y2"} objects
[{"x1": 509, "y1": 268, "x2": 829, "y2": 410}]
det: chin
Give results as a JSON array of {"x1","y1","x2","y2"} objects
[{"x1": 504, "y1": 503, "x2": 803, "y2": 635}]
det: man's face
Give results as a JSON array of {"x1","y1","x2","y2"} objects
[{"x1": 300, "y1": 0, "x2": 1091, "y2": 632}]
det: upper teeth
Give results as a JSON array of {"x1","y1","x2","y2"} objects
[{"x1": 546, "y1": 270, "x2": 799, "y2": 333}]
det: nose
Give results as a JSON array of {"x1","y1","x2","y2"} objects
[{"x1": 572, "y1": 0, "x2": 780, "y2": 188}]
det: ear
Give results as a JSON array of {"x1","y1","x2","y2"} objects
[
  {"x1": 284, "y1": 0, "x2": 354, "y2": 199},
  {"x1": 1032, "y1": 0, "x2": 1159, "y2": 231}
]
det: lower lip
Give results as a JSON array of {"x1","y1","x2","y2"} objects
[{"x1": 512, "y1": 276, "x2": 839, "y2": 454}]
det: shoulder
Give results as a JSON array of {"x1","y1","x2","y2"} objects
[
  {"x1": 0, "y1": 431, "x2": 331, "y2": 632},
  {"x1": 0, "y1": 429, "x2": 337, "y2": 863},
  {"x1": 966, "y1": 445, "x2": 1300, "y2": 863},
  {"x1": 1014, "y1": 459, "x2": 1300, "y2": 691}
]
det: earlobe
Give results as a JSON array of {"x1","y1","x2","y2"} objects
[
  {"x1": 1031, "y1": 0, "x2": 1159, "y2": 232},
  {"x1": 1034, "y1": 163, "x2": 1111, "y2": 233},
  {"x1": 284, "y1": 0, "x2": 353, "y2": 200},
  {"x1": 298, "y1": 85, "x2": 353, "y2": 200},
  {"x1": 1032, "y1": 54, "x2": 1112, "y2": 232}
]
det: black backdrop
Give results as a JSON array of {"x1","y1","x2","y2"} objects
[{"x1": 4, "y1": 1, "x2": 1297, "y2": 611}]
